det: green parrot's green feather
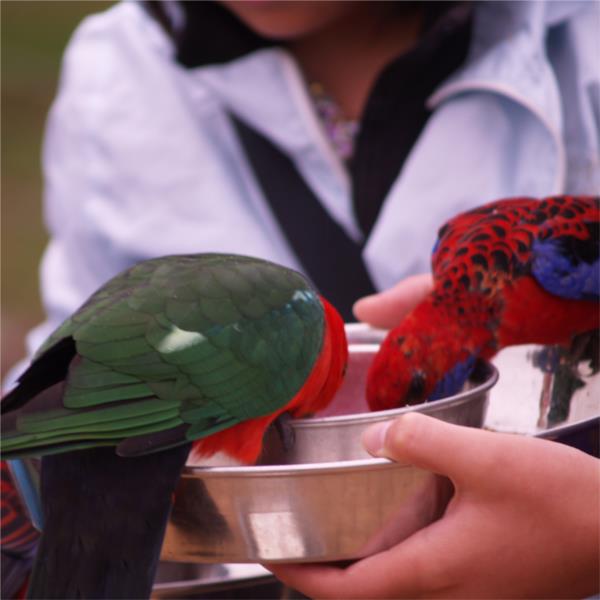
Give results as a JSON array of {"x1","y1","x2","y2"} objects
[
  {"x1": 1, "y1": 441, "x2": 117, "y2": 459},
  {"x1": 4, "y1": 254, "x2": 326, "y2": 457},
  {"x1": 184, "y1": 416, "x2": 239, "y2": 441},
  {"x1": 3, "y1": 416, "x2": 183, "y2": 452},
  {"x1": 67, "y1": 359, "x2": 142, "y2": 389},
  {"x1": 64, "y1": 382, "x2": 155, "y2": 408},
  {"x1": 7, "y1": 411, "x2": 182, "y2": 447},
  {"x1": 100, "y1": 354, "x2": 179, "y2": 378},
  {"x1": 75, "y1": 337, "x2": 154, "y2": 362},
  {"x1": 164, "y1": 299, "x2": 213, "y2": 332},
  {"x1": 73, "y1": 321, "x2": 149, "y2": 344},
  {"x1": 198, "y1": 296, "x2": 244, "y2": 325},
  {"x1": 18, "y1": 398, "x2": 179, "y2": 432},
  {"x1": 178, "y1": 401, "x2": 230, "y2": 422},
  {"x1": 50, "y1": 407, "x2": 181, "y2": 434}
]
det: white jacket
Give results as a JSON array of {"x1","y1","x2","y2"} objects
[{"x1": 21, "y1": 0, "x2": 600, "y2": 360}]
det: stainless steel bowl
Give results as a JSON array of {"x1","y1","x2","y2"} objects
[
  {"x1": 160, "y1": 325, "x2": 497, "y2": 564},
  {"x1": 155, "y1": 325, "x2": 598, "y2": 591},
  {"x1": 161, "y1": 457, "x2": 452, "y2": 565}
]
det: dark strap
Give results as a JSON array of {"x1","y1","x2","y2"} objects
[{"x1": 230, "y1": 115, "x2": 376, "y2": 321}]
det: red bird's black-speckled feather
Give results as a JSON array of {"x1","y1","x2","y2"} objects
[
  {"x1": 428, "y1": 196, "x2": 599, "y2": 348},
  {"x1": 432, "y1": 196, "x2": 599, "y2": 302}
]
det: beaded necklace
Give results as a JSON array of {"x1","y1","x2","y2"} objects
[{"x1": 309, "y1": 82, "x2": 359, "y2": 163}]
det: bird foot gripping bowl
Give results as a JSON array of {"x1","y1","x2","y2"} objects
[{"x1": 160, "y1": 324, "x2": 498, "y2": 565}]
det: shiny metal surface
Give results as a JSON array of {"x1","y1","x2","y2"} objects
[
  {"x1": 153, "y1": 563, "x2": 273, "y2": 599},
  {"x1": 161, "y1": 457, "x2": 454, "y2": 564},
  {"x1": 161, "y1": 326, "x2": 496, "y2": 564},
  {"x1": 486, "y1": 341, "x2": 599, "y2": 437}
]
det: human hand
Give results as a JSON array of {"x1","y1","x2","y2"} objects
[
  {"x1": 352, "y1": 273, "x2": 433, "y2": 328},
  {"x1": 268, "y1": 413, "x2": 600, "y2": 599}
]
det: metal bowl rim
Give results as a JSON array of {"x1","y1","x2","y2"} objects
[
  {"x1": 182, "y1": 456, "x2": 406, "y2": 477},
  {"x1": 184, "y1": 363, "x2": 497, "y2": 478},
  {"x1": 534, "y1": 414, "x2": 599, "y2": 439},
  {"x1": 344, "y1": 322, "x2": 386, "y2": 338},
  {"x1": 347, "y1": 343, "x2": 381, "y2": 352},
  {"x1": 291, "y1": 361, "x2": 499, "y2": 428}
]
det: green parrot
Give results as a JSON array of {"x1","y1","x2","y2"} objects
[{"x1": 1, "y1": 253, "x2": 348, "y2": 599}]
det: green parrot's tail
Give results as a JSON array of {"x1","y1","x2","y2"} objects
[{"x1": 27, "y1": 443, "x2": 191, "y2": 599}]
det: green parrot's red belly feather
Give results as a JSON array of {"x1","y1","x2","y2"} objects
[{"x1": 191, "y1": 297, "x2": 347, "y2": 464}]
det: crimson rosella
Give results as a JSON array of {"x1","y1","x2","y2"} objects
[{"x1": 367, "y1": 196, "x2": 599, "y2": 410}]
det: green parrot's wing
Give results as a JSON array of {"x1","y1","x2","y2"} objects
[{"x1": 6, "y1": 255, "x2": 324, "y2": 457}]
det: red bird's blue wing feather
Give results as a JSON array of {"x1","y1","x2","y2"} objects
[{"x1": 530, "y1": 198, "x2": 599, "y2": 301}]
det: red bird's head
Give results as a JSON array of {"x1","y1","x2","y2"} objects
[
  {"x1": 366, "y1": 300, "x2": 484, "y2": 411},
  {"x1": 367, "y1": 330, "x2": 439, "y2": 411}
]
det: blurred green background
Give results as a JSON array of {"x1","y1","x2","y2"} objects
[{"x1": 1, "y1": 1, "x2": 112, "y2": 377}]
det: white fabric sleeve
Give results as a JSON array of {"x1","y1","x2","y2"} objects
[{"x1": 4, "y1": 13, "x2": 140, "y2": 388}]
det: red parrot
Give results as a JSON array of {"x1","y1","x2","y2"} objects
[
  {"x1": 367, "y1": 195, "x2": 600, "y2": 410},
  {"x1": 1, "y1": 254, "x2": 347, "y2": 598}
]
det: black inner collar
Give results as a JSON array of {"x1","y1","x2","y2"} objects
[
  {"x1": 352, "y1": 3, "x2": 472, "y2": 237},
  {"x1": 144, "y1": 1, "x2": 273, "y2": 66}
]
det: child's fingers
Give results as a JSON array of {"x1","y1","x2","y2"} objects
[
  {"x1": 352, "y1": 273, "x2": 433, "y2": 329},
  {"x1": 361, "y1": 412, "x2": 537, "y2": 487}
]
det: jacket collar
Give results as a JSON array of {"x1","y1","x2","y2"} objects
[
  {"x1": 429, "y1": 1, "x2": 588, "y2": 146},
  {"x1": 194, "y1": 48, "x2": 360, "y2": 240}
]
